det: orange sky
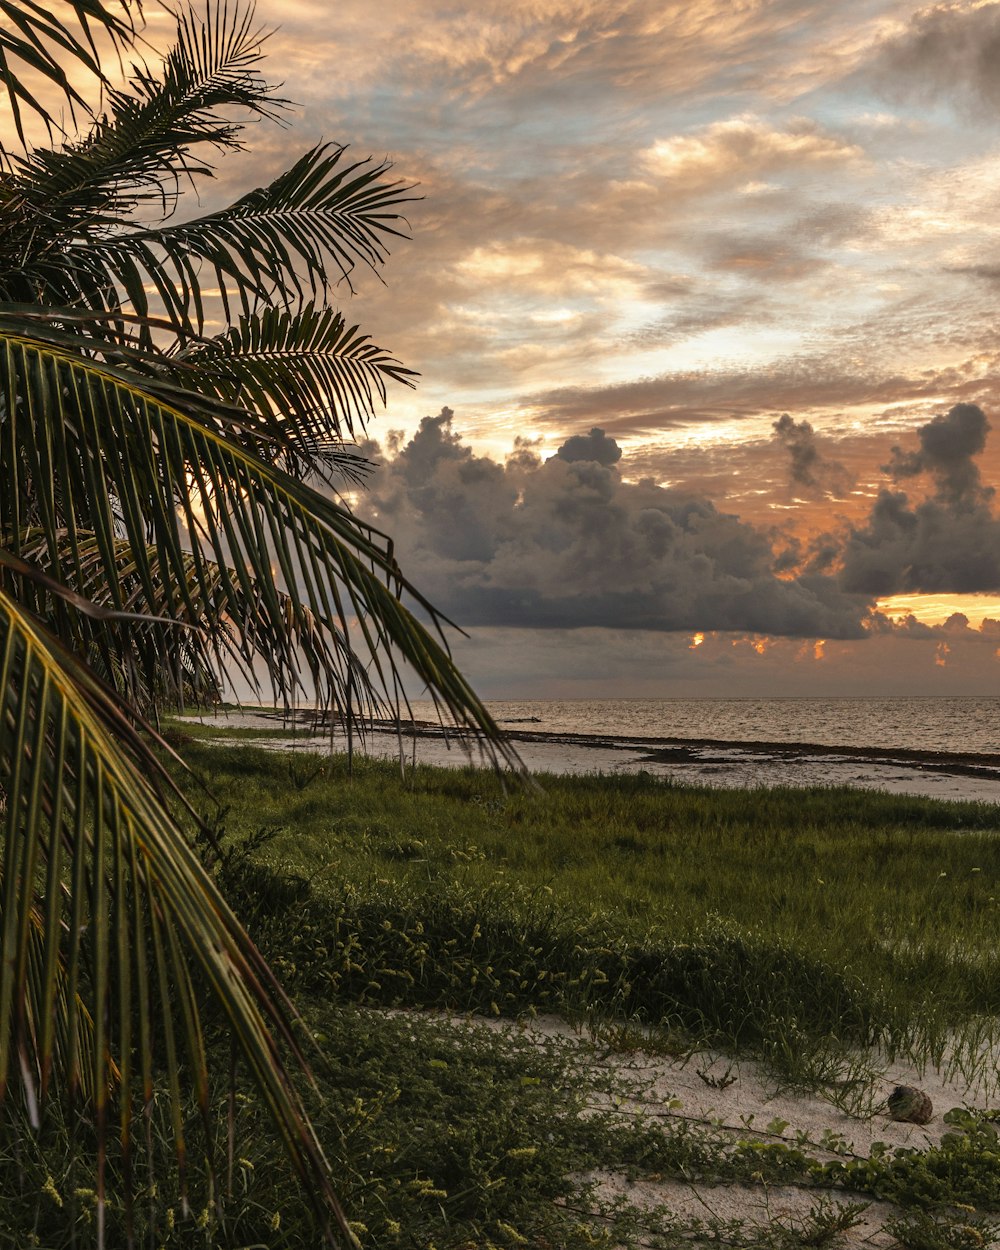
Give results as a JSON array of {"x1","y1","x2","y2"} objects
[
  {"x1": 20, "y1": 0, "x2": 1000, "y2": 697},
  {"x1": 224, "y1": 2, "x2": 1000, "y2": 693}
]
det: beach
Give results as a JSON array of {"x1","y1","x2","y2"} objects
[
  {"x1": 156, "y1": 738, "x2": 1000, "y2": 1247},
  {"x1": 180, "y1": 699, "x2": 1000, "y2": 804}
]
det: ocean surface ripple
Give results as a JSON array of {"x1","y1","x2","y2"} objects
[{"x1": 187, "y1": 697, "x2": 1000, "y2": 805}]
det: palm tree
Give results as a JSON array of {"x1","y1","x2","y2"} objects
[{"x1": 0, "y1": 2, "x2": 513, "y2": 1243}]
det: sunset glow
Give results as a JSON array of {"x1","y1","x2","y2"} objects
[
  {"x1": 236, "y1": 0, "x2": 1000, "y2": 697},
  {"x1": 876, "y1": 595, "x2": 1000, "y2": 628}
]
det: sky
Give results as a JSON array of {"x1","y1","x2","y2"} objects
[{"x1": 178, "y1": 3, "x2": 1000, "y2": 696}]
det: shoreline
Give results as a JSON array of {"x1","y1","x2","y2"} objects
[
  {"x1": 178, "y1": 706, "x2": 1000, "y2": 804},
  {"x1": 195, "y1": 703, "x2": 1000, "y2": 769}
]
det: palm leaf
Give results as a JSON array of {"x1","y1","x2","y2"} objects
[
  {"x1": 0, "y1": 0, "x2": 137, "y2": 152},
  {"x1": 2, "y1": 9, "x2": 517, "y2": 1242},
  {"x1": 9, "y1": 3, "x2": 284, "y2": 236},
  {"x1": 76, "y1": 143, "x2": 417, "y2": 334},
  {"x1": 0, "y1": 302, "x2": 396, "y2": 484},
  {"x1": 0, "y1": 586, "x2": 348, "y2": 1243},
  {"x1": 9, "y1": 527, "x2": 371, "y2": 717},
  {"x1": 0, "y1": 323, "x2": 517, "y2": 754},
  {"x1": 177, "y1": 302, "x2": 416, "y2": 472}
]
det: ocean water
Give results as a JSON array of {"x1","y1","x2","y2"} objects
[
  {"x1": 189, "y1": 696, "x2": 1000, "y2": 804},
  {"x1": 460, "y1": 696, "x2": 1000, "y2": 758}
]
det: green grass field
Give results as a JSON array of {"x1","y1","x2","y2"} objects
[
  {"x1": 13, "y1": 738, "x2": 1000, "y2": 1248},
  {"x1": 177, "y1": 741, "x2": 1000, "y2": 1072}
]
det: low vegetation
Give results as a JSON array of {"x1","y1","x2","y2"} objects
[
  {"x1": 181, "y1": 738, "x2": 1000, "y2": 1074},
  {"x1": 13, "y1": 736, "x2": 999, "y2": 1247}
]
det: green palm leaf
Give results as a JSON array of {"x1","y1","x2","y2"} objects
[
  {"x1": 0, "y1": 322, "x2": 516, "y2": 749},
  {"x1": 0, "y1": 586, "x2": 348, "y2": 1242},
  {"x1": 81, "y1": 143, "x2": 416, "y2": 333},
  {"x1": 11, "y1": 526, "x2": 369, "y2": 717},
  {"x1": 9, "y1": 4, "x2": 282, "y2": 235},
  {"x1": 1, "y1": 4, "x2": 517, "y2": 1241},
  {"x1": 0, "y1": 302, "x2": 383, "y2": 486},
  {"x1": 0, "y1": 0, "x2": 136, "y2": 150},
  {"x1": 178, "y1": 302, "x2": 417, "y2": 472}
]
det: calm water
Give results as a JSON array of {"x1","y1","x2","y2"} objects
[
  {"x1": 449, "y1": 696, "x2": 1000, "y2": 757},
  {"x1": 399, "y1": 696, "x2": 1000, "y2": 802},
  {"x1": 191, "y1": 696, "x2": 1000, "y2": 802}
]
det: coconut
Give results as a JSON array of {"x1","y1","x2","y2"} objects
[{"x1": 887, "y1": 1085, "x2": 933, "y2": 1124}]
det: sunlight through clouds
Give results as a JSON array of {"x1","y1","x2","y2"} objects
[
  {"x1": 239, "y1": 0, "x2": 1000, "y2": 693},
  {"x1": 641, "y1": 115, "x2": 863, "y2": 188}
]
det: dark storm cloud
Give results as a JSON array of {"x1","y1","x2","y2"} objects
[
  {"x1": 771, "y1": 414, "x2": 851, "y2": 495},
  {"x1": 803, "y1": 533, "x2": 844, "y2": 576},
  {"x1": 554, "y1": 427, "x2": 622, "y2": 466},
  {"x1": 839, "y1": 488, "x2": 1000, "y2": 595},
  {"x1": 866, "y1": 610, "x2": 1000, "y2": 643},
  {"x1": 358, "y1": 410, "x2": 874, "y2": 638},
  {"x1": 840, "y1": 404, "x2": 1000, "y2": 595},
  {"x1": 773, "y1": 414, "x2": 820, "y2": 486},
  {"x1": 875, "y1": 2, "x2": 1000, "y2": 114},
  {"x1": 883, "y1": 401, "x2": 993, "y2": 506}
]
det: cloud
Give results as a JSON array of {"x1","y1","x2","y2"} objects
[
  {"x1": 520, "y1": 358, "x2": 924, "y2": 440},
  {"x1": 874, "y1": 3, "x2": 1000, "y2": 115},
  {"x1": 883, "y1": 401, "x2": 993, "y2": 506},
  {"x1": 222, "y1": 1, "x2": 1000, "y2": 464},
  {"x1": 705, "y1": 233, "x2": 827, "y2": 281},
  {"x1": 839, "y1": 487, "x2": 1000, "y2": 596},
  {"x1": 454, "y1": 238, "x2": 652, "y2": 299},
  {"x1": 450, "y1": 616, "x2": 1000, "y2": 700},
  {"x1": 554, "y1": 426, "x2": 622, "y2": 466},
  {"x1": 772, "y1": 413, "x2": 821, "y2": 487},
  {"x1": 268, "y1": 1, "x2": 894, "y2": 122},
  {"x1": 641, "y1": 115, "x2": 862, "y2": 191},
  {"x1": 771, "y1": 413, "x2": 852, "y2": 495},
  {"x1": 358, "y1": 409, "x2": 874, "y2": 638},
  {"x1": 840, "y1": 403, "x2": 1000, "y2": 595}
]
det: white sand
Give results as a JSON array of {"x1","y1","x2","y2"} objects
[{"x1": 426, "y1": 1011, "x2": 1000, "y2": 1246}]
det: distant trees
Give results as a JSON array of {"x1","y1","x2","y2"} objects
[{"x1": 0, "y1": 1, "x2": 506, "y2": 1241}]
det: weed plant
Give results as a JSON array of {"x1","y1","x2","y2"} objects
[
  {"x1": 0, "y1": 1006, "x2": 610, "y2": 1248},
  {"x1": 175, "y1": 741, "x2": 1000, "y2": 1083},
  {"x1": 9, "y1": 1004, "x2": 999, "y2": 1248},
  {"x1": 35, "y1": 733, "x2": 985, "y2": 1248}
]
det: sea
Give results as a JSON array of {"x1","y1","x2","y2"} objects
[{"x1": 190, "y1": 696, "x2": 1000, "y2": 805}]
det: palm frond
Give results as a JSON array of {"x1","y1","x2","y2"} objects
[
  {"x1": 0, "y1": 0, "x2": 137, "y2": 153},
  {"x1": 0, "y1": 586, "x2": 348, "y2": 1243},
  {"x1": 76, "y1": 143, "x2": 417, "y2": 333},
  {"x1": 2, "y1": 10, "x2": 516, "y2": 1240},
  {"x1": 10, "y1": 3, "x2": 284, "y2": 235},
  {"x1": 178, "y1": 302, "x2": 416, "y2": 470},
  {"x1": 9, "y1": 527, "x2": 374, "y2": 718},
  {"x1": 0, "y1": 324, "x2": 517, "y2": 757},
  {"x1": 0, "y1": 302, "x2": 399, "y2": 485}
]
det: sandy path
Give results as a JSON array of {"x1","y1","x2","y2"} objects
[{"x1": 431, "y1": 1011, "x2": 1000, "y2": 1247}]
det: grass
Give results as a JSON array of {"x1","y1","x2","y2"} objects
[
  {"x1": 176, "y1": 741, "x2": 1000, "y2": 1075},
  {"x1": 12, "y1": 735, "x2": 1000, "y2": 1247},
  {"x1": 9, "y1": 1002, "x2": 1000, "y2": 1248}
]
